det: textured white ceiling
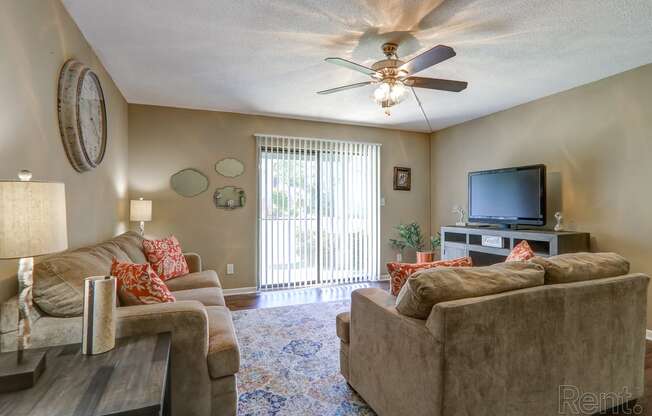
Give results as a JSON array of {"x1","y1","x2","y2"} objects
[{"x1": 62, "y1": 0, "x2": 652, "y2": 132}]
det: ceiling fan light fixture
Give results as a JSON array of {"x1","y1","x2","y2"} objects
[
  {"x1": 319, "y1": 43, "x2": 466, "y2": 119},
  {"x1": 373, "y1": 80, "x2": 408, "y2": 116}
]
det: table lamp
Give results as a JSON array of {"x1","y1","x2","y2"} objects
[
  {"x1": 0, "y1": 170, "x2": 67, "y2": 392},
  {"x1": 130, "y1": 197, "x2": 152, "y2": 236}
]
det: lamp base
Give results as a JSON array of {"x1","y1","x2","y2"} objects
[{"x1": 0, "y1": 349, "x2": 46, "y2": 393}]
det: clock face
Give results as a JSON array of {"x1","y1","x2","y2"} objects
[
  {"x1": 78, "y1": 72, "x2": 105, "y2": 165},
  {"x1": 57, "y1": 60, "x2": 108, "y2": 172}
]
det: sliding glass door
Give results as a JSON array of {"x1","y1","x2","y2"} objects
[
  {"x1": 256, "y1": 135, "x2": 380, "y2": 290},
  {"x1": 258, "y1": 137, "x2": 319, "y2": 289}
]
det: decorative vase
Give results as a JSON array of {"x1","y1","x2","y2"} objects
[
  {"x1": 396, "y1": 253, "x2": 403, "y2": 262},
  {"x1": 82, "y1": 276, "x2": 117, "y2": 355},
  {"x1": 416, "y1": 251, "x2": 434, "y2": 263}
]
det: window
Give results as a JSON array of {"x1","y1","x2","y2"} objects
[{"x1": 256, "y1": 134, "x2": 380, "y2": 290}]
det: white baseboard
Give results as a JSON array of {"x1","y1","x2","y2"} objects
[
  {"x1": 223, "y1": 287, "x2": 257, "y2": 296},
  {"x1": 646, "y1": 330, "x2": 652, "y2": 341},
  {"x1": 379, "y1": 274, "x2": 390, "y2": 281}
]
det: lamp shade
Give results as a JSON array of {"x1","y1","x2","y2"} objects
[
  {"x1": 0, "y1": 181, "x2": 68, "y2": 259},
  {"x1": 130, "y1": 199, "x2": 152, "y2": 222}
]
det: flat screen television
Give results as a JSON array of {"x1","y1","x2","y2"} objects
[{"x1": 468, "y1": 164, "x2": 546, "y2": 227}]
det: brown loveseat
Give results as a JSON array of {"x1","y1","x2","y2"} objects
[
  {"x1": 0, "y1": 231, "x2": 238, "y2": 416},
  {"x1": 337, "y1": 253, "x2": 649, "y2": 415}
]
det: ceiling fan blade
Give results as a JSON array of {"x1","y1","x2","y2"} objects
[
  {"x1": 324, "y1": 57, "x2": 379, "y2": 76},
  {"x1": 317, "y1": 81, "x2": 373, "y2": 95},
  {"x1": 399, "y1": 45, "x2": 456, "y2": 75},
  {"x1": 404, "y1": 77, "x2": 468, "y2": 92}
]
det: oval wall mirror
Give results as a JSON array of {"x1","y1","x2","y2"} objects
[
  {"x1": 170, "y1": 168, "x2": 209, "y2": 197},
  {"x1": 215, "y1": 158, "x2": 245, "y2": 178}
]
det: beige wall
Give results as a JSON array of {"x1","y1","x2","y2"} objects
[
  {"x1": 128, "y1": 105, "x2": 430, "y2": 290},
  {"x1": 0, "y1": 0, "x2": 129, "y2": 303},
  {"x1": 430, "y1": 64, "x2": 652, "y2": 325}
]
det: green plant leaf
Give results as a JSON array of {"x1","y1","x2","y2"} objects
[
  {"x1": 430, "y1": 232, "x2": 441, "y2": 250},
  {"x1": 389, "y1": 222, "x2": 424, "y2": 251}
]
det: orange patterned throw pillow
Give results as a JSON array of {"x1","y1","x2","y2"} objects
[
  {"x1": 111, "y1": 258, "x2": 176, "y2": 306},
  {"x1": 142, "y1": 236, "x2": 189, "y2": 281},
  {"x1": 506, "y1": 240, "x2": 536, "y2": 262},
  {"x1": 387, "y1": 256, "x2": 473, "y2": 296}
]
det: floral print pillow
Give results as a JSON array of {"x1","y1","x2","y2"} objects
[
  {"x1": 387, "y1": 256, "x2": 474, "y2": 296},
  {"x1": 111, "y1": 258, "x2": 175, "y2": 305},
  {"x1": 506, "y1": 240, "x2": 535, "y2": 262},
  {"x1": 142, "y1": 236, "x2": 189, "y2": 281}
]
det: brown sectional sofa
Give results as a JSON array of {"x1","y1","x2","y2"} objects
[
  {"x1": 337, "y1": 254, "x2": 649, "y2": 416},
  {"x1": 0, "y1": 231, "x2": 239, "y2": 416}
]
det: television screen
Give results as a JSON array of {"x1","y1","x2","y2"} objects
[{"x1": 468, "y1": 165, "x2": 546, "y2": 226}]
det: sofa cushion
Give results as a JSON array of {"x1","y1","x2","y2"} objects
[
  {"x1": 1, "y1": 295, "x2": 42, "y2": 334},
  {"x1": 33, "y1": 246, "x2": 115, "y2": 317},
  {"x1": 336, "y1": 312, "x2": 350, "y2": 343},
  {"x1": 1, "y1": 315, "x2": 83, "y2": 352},
  {"x1": 387, "y1": 257, "x2": 473, "y2": 296},
  {"x1": 90, "y1": 241, "x2": 132, "y2": 263},
  {"x1": 165, "y1": 270, "x2": 221, "y2": 292},
  {"x1": 112, "y1": 259, "x2": 176, "y2": 306},
  {"x1": 506, "y1": 240, "x2": 535, "y2": 262},
  {"x1": 112, "y1": 232, "x2": 148, "y2": 264},
  {"x1": 206, "y1": 306, "x2": 240, "y2": 379},
  {"x1": 143, "y1": 236, "x2": 189, "y2": 281},
  {"x1": 173, "y1": 287, "x2": 226, "y2": 307},
  {"x1": 531, "y1": 252, "x2": 630, "y2": 284},
  {"x1": 396, "y1": 261, "x2": 545, "y2": 319}
]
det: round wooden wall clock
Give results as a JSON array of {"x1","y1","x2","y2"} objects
[{"x1": 57, "y1": 59, "x2": 107, "y2": 172}]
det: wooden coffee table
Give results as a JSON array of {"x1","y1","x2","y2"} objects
[{"x1": 0, "y1": 332, "x2": 171, "y2": 416}]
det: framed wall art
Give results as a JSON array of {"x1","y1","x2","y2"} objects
[{"x1": 393, "y1": 167, "x2": 411, "y2": 191}]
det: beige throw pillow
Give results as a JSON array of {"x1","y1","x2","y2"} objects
[
  {"x1": 395, "y1": 261, "x2": 545, "y2": 319},
  {"x1": 530, "y1": 252, "x2": 629, "y2": 284}
]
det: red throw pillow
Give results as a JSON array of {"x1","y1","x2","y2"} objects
[
  {"x1": 506, "y1": 240, "x2": 535, "y2": 262},
  {"x1": 387, "y1": 256, "x2": 473, "y2": 296},
  {"x1": 111, "y1": 258, "x2": 175, "y2": 306},
  {"x1": 142, "y1": 236, "x2": 189, "y2": 281}
]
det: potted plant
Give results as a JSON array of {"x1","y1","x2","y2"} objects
[
  {"x1": 389, "y1": 222, "x2": 431, "y2": 263},
  {"x1": 390, "y1": 224, "x2": 443, "y2": 263},
  {"x1": 417, "y1": 232, "x2": 443, "y2": 263},
  {"x1": 430, "y1": 233, "x2": 442, "y2": 260}
]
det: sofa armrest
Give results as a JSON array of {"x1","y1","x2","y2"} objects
[
  {"x1": 336, "y1": 312, "x2": 350, "y2": 343},
  {"x1": 348, "y1": 288, "x2": 442, "y2": 416},
  {"x1": 350, "y1": 288, "x2": 436, "y2": 341},
  {"x1": 184, "y1": 252, "x2": 202, "y2": 273},
  {"x1": 116, "y1": 301, "x2": 211, "y2": 416},
  {"x1": 116, "y1": 300, "x2": 208, "y2": 343}
]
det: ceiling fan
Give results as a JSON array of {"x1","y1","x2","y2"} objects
[{"x1": 317, "y1": 43, "x2": 468, "y2": 116}]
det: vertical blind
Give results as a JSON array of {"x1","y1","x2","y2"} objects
[{"x1": 256, "y1": 134, "x2": 380, "y2": 290}]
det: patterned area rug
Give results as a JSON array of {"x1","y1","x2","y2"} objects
[{"x1": 232, "y1": 301, "x2": 375, "y2": 415}]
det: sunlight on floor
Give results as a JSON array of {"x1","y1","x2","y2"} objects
[{"x1": 225, "y1": 281, "x2": 389, "y2": 310}]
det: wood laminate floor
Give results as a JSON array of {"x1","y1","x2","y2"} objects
[
  {"x1": 225, "y1": 281, "x2": 651, "y2": 415},
  {"x1": 224, "y1": 280, "x2": 389, "y2": 311}
]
